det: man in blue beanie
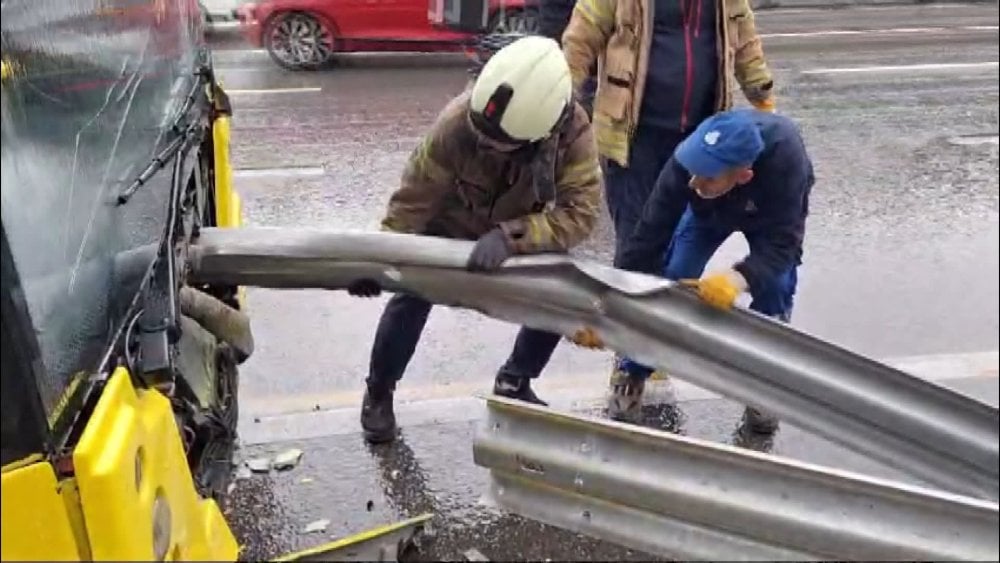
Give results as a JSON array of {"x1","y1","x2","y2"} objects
[{"x1": 612, "y1": 108, "x2": 815, "y2": 432}]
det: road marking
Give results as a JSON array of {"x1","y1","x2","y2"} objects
[
  {"x1": 947, "y1": 134, "x2": 1000, "y2": 146},
  {"x1": 891, "y1": 351, "x2": 1000, "y2": 381},
  {"x1": 234, "y1": 166, "x2": 326, "y2": 179},
  {"x1": 227, "y1": 87, "x2": 322, "y2": 94},
  {"x1": 207, "y1": 21, "x2": 242, "y2": 31},
  {"x1": 963, "y1": 25, "x2": 1000, "y2": 31},
  {"x1": 764, "y1": 27, "x2": 934, "y2": 38},
  {"x1": 802, "y1": 61, "x2": 999, "y2": 75},
  {"x1": 756, "y1": 3, "x2": 993, "y2": 15},
  {"x1": 215, "y1": 67, "x2": 289, "y2": 74},
  {"x1": 213, "y1": 48, "x2": 269, "y2": 55}
]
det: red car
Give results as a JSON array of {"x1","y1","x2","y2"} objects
[{"x1": 235, "y1": 0, "x2": 536, "y2": 70}]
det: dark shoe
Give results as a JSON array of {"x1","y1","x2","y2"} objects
[
  {"x1": 741, "y1": 405, "x2": 779, "y2": 434},
  {"x1": 361, "y1": 385, "x2": 397, "y2": 444},
  {"x1": 493, "y1": 374, "x2": 548, "y2": 406},
  {"x1": 607, "y1": 367, "x2": 645, "y2": 423}
]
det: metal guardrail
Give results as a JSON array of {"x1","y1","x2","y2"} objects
[
  {"x1": 187, "y1": 227, "x2": 999, "y2": 500},
  {"x1": 474, "y1": 396, "x2": 999, "y2": 561}
]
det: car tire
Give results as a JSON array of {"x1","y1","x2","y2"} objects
[
  {"x1": 489, "y1": 6, "x2": 539, "y2": 35},
  {"x1": 263, "y1": 11, "x2": 336, "y2": 71}
]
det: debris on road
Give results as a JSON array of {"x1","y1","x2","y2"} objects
[
  {"x1": 246, "y1": 457, "x2": 272, "y2": 473},
  {"x1": 303, "y1": 519, "x2": 330, "y2": 534},
  {"x1": 463, "y1": 548, "x2": 490, "y2": 561},
  {"x1": 234, "y1": 465, "x2": 253, "y2": 480},
  {"x1": 273, "y1": 448, "x2": 304, "y2": 470}
]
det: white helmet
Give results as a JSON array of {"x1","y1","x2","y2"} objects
[{"x1": 470, "y1": 36, "x2": 573, "y2": 144}]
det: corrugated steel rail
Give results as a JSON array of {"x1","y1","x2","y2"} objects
[
  {"x1": 188, "y1": 227, "x2": 999, "y2": 501},
  {"x1": 473, "y1": 396, "x2": 998, "y2": 561}
]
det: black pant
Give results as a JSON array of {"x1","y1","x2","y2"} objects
[
  {"x1": 604, "y1": 125, "x2": 686, "y2": 266},
  {"x1": 366, "y1": 292, "x2": 562, "y2": 390}
]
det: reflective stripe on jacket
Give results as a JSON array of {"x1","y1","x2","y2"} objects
[
  {"x1": 382, "y1": 90, "x2": 603, "y2": 254},
  {"x1": 562, "y1": 0, "x2": 774, "y2": 167}
]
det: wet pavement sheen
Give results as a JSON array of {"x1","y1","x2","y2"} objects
[{"x1": 208, "y1": 4, "x2": 999, "y2": 559}]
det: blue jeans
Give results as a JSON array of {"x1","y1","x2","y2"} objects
[{"x1": 619, "y1": 207, "x2": 799, "y2": 379}]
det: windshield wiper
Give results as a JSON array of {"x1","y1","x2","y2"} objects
[{"x1": 116, "y1": 65, "x2": 210, "y2": 206}]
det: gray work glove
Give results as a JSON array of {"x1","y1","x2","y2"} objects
[{"x1": 467, "y1": 228, "x2": 513, "y2": 272}]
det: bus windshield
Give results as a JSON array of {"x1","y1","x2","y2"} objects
[{"x1": 0, "y1": 0, "x2": 204, "y2": 427}]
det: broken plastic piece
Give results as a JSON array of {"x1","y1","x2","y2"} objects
[
  {"x1": 273, "y1": 448, "x2": 304, "y2": 470},
  {"x1": 463, "y1": 548, "x2": 490, "y2": 561},
  {"x1": 246, "y1": 457, "x2": 272, "y2": 473},
  {"x1": 303, "y1": 519, "x2": 330, "y2": 534}
]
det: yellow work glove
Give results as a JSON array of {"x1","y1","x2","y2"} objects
[
  {"x1": 681, "y1": 269, "x2": 748, "y2": 310},
  {"x1": 568, "y1": 326, "x2": 605, "y2": 350}
]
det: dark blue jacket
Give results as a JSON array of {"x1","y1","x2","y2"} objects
[
  {"x1": 618, "y1": 111, "x2": 814, "y2": 293},
  {"x1": 641, "y1": 0, "x2": 719, "y2": 132},
  {"x1": 537, "y1": 0, "x2": 576, "y2": 42}
]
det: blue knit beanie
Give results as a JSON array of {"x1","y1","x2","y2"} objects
[{"x1": 674, "y1": 110, "x2": 765, "y2": 178}]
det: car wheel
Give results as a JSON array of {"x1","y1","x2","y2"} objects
[
  {"x1": 489, "y1": 6, "x2": 539, "y2": 35},
  {"x1": 264, "y1": 12, "x2": 336, "y2": 70}
]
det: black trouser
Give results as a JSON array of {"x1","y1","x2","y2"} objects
[{"x1": 366, "y1": 292, "x2": 562, "y2": 390}]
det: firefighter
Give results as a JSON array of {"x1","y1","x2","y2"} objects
[
  {"x1": 350, "y1": 36, "x2": 602, "y2": 444},
  {"x1": 617, "y1": 108, "x2": 815, "y2": 430},
  {"x1": 561, "y1": 0, "x2": 776, "y2": 419}
]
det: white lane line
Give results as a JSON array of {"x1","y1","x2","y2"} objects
[
  {"x1": 234, "y1": 166, "x2": 326, "y2": 178},
  {"x1": 207, "y1": 21, "x2": 242, "y2": 31},
  {"x1": 947, "y1": 134, "x2": 1000, "y2": 146},
  {"x1": 757, "y1": 3, "x2": 994, "y2": 15},
  {"x1": 802, "y1": 61, "x2": 999, "y2": 75},
  {"x1": 215, "y1": 67, "x2": 283, "y2": 73},
  {"x1": 890, "y1": 351, "x2": 999, "y2": 382},
  {"x1": 764, "y1": 27, "x2": 935, "y2": 38},
  {"x1": 762, "y1": 25, "x2": 999, "y2": 38},
  {"x1": 227, "y1": 87, "x2": 322, "y2": 94},
  {"x1": 213, "y1": 48, "x2": 269, "y2": 55}
]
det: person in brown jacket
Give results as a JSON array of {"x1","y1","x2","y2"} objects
[
  {"x1": 562, "y1": 0, "x2": 777, "y2": 422},
  {"x1": 350, "y1": 36, "x2": 603, "y2": 444}
]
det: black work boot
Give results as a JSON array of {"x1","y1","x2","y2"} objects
[
  {"x1": 361, "y1": 384, "x2": 397, "y2": 444},
  {"x1": 493, "y1": 373, "x2": 548, "y2": 406},
  {"x1": 607, "y1": 366, "x2": 646, "y2": 423}
]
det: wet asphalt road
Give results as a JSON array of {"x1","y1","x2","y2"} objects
[{"x1": 207, "y1": 4, "x2": 999, "y2": 560}]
